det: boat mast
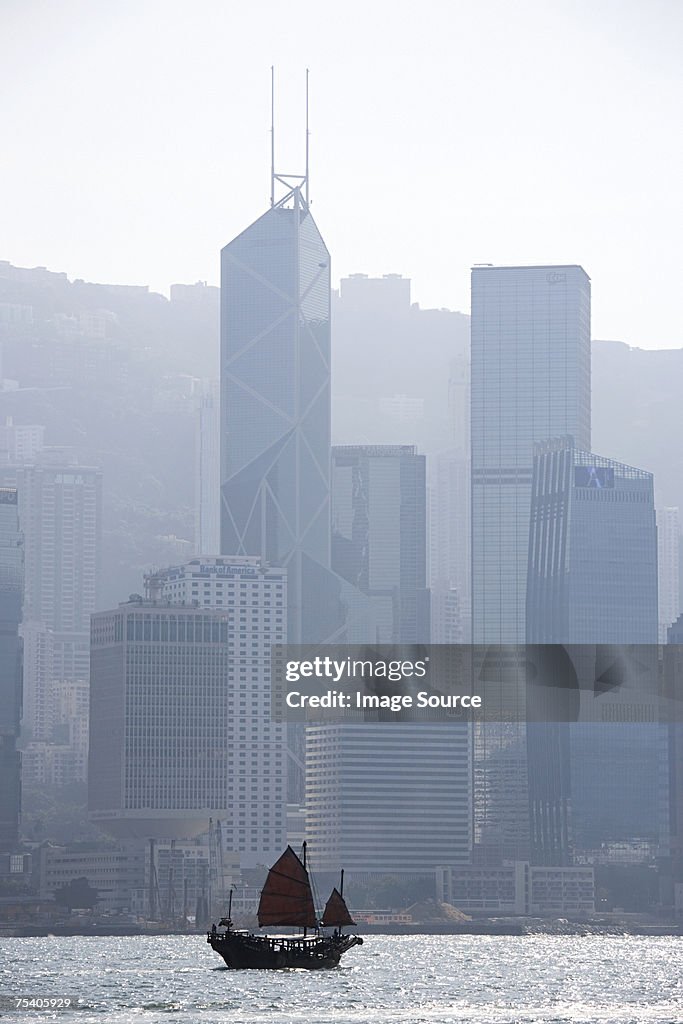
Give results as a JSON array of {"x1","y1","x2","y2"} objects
[{"x1": 302, "y1": 841, "x2": 307, "y2": 938}]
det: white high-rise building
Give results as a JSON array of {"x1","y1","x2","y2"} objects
[
  {"x1": 0, "y1": 454, "x2": 101, "y2": 784},
  {"x1": 17, "y1": 459, "x2": 101, "y2": 638},
  {"x1": 89, "y1": 557, "x2": 287, "y2": 865},
  {"x1": 658, "y1": 507, "x2": 680, "y2": 643},
  {"x1": 0, "y1": 419, "x2": 45, "y2": 464}
]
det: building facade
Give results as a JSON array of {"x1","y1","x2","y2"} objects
[
  {"x1": 306, "y1": 722, "x2": 472, "y2": 876},
  {"x1": 331, "y1": 445, "x2": 429, "y2": 643},
  {"x1": 220, "y1": 187, "x2": 332, "y2": 644},
  {"x1": 436, "y1": 862, "x2": 595, "y2": 916},
  {"x1": 0, "y1": 455, "x2": 101, "y2": 784},
  {"x1": 0, "y1": 487, "x2": 23, "y2": 851},
  {"x1": 195, "y1": 380, "x2": 220, "y2": 555},
  {"x1": 471, "y1": 265, "x2": 591, "y2": 644},
  {"x1": 658, "y1": 507, "x2": 680, "y2": 644},
  {"x1": 90, "y1": 559, "x2": 287, "y2": 865},
  {"x1": 527, "y1": 441, "x2": 659, "y2": 859},
  {"x1": 429, "y1": 448, "x2": 470, "y2": 644},
  {"x1": 470, "y1": 265, "x2": 591, "y2": 865},
  {"x1": 308, "y1": 447, "x2": 471, "y2": 877}
]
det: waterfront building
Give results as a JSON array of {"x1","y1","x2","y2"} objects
[{"x1": 435, "y1": 862, "x2": 595, "y2": 915}]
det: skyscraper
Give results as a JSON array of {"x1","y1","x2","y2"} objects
[
  {"x1": 470, "y1": 265, "x2": 591, "y2": 863},
  {"x1": 0, "y1": 486, "x2": 23, "y2": 851},
  {"x1": 89, "y1": 562, "x2": 287, "y2": 864},
  {"x1": 527, "y1": 440, "x2": 659, "y2": 857},
  {"x1": 658, "y1": 507, "x2": 680, "y2": 644},
  {"x1": 331, "y1": 445, "x2": 429, "y2": 642},
  {"x1": 306, "y1": 722, "x2": 472, "y2": 875},
  {"x1": 16, "y1": 459, "x2": 101, "y2": 642},
  {"x1": 528, "y1": 443, "x2": 658, "y2": 645},
  {"x1": 471, "y1": 265, "x2": 591, "y2": 644},
  {"x1": 89, "y1": 600, "x2": 235, "y2": 844},
  {"x1": 0, "y1": 455, "x2": 102, "y2": 785},
  {"x1": 663, "y1": 619, "x2": 683, "y2": 894},
  {"x1": 220, "y1": 186, "x2": 331, "y2": 644},
  {"x1": 429, "y1": 450, "x2": 470, "y2": 643},
  {"x1": 429, "y1": 349, "x2": 471, "y2": 641},
  {"x1": 0, "y1": 455, "x2": 102, "y2": 685},
  {"x1": 143, "y1": 556, "x2": 287, "y2": 865},
  {"x1": 307, "y1": 445, "x2": 471, "y2": 876}
]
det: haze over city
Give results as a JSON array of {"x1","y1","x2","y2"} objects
[
  {"x1": 2, "y1": 0, "x2": 682, "y2": 347},
  {"x1": 2, "y1": 1, "x2": 683, "y2": 1016}
]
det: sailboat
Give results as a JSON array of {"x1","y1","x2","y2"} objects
[{"x1": 206, "y1": 843, "x2": 363, "y2": 969}]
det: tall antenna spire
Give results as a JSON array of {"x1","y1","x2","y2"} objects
[
  {"x1": 269, "y1": 67, "x2": 311, "y2": 209},
  {"x1": 305, "y1": 68, "x2": 310, "y2": 207},
  {"x1": 270, "y1": 65, "x2": 275, "y2": 208}
]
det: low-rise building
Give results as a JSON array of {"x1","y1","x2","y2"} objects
[
  {"x1": 36, "y1": 843, "x2": 146, "y2": 913},
  {"x1": 436, "y1": 862, "x2": 595, "y2": 916}
]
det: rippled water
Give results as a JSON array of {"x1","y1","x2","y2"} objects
[{"x1": 0, "y1": 934, "x2": 681, "y2": 1023}]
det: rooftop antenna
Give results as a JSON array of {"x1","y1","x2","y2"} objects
[
  {"x1": 269, "y1": 67, "x2": 310, "y2": 208},
  {"x1": 305, "y1": 67, "x2": 310, "y2": 206},
  {"x1": 270, "y1": 65, "x2": 275, "y2": 208}
]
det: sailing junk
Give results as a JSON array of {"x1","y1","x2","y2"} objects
[{"x1": 207, "y1": 845, "x2": 363, "y2": 970}]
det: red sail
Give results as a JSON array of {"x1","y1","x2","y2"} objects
[
  {"x1": 257, "y1": 846, "x2": 317, "y2": 928},
  {"x1": 321, "y1": 887, "x2": 355, "y2": 927}
]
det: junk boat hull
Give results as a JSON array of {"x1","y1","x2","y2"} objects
[{"x1": 207, "y1": 929, "x2": 363, "y2": 970}]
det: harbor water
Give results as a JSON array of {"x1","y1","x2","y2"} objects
[{"x1": 1, "y1": 933, "x2": 681, "y2": 1024}]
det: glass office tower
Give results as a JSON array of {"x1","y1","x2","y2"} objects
[
  {"x1": 220, "y1": 187, "x2": 332, "y2": 643},
  {"x1": 470, "y1": 265, "x2": 591, "y2": 863},
  {"x1": 471, "y1": 266, "x2": 591, "y2": 644},
  {"x1": 308, "y1": 447, "x2": 472, "y2": 876},
  {"x1": 527, "y1": 441, "x2": 659, "y2": 857}
]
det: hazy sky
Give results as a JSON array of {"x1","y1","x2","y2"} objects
[{"x1": 2, "y1": 0, "x2": 681, "y2": 347}]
